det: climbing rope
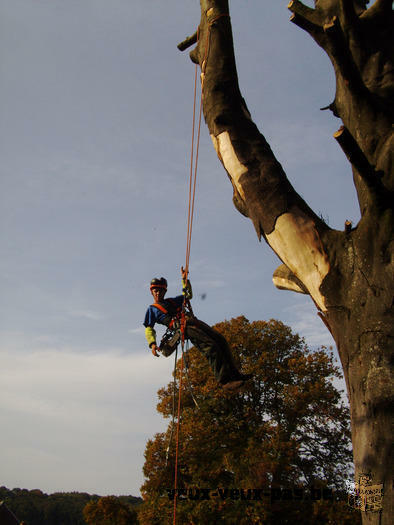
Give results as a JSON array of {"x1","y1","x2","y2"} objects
[
  {"x1": 172, "y1": 15, "x2": 230, "y2": 524},
  {"x1": 172, "y1": 55, "x2": 203, "y2": 524},
  {"x1": 165, "y1": 343, "x2": 180, "y2": 467},
  {"x1": 184, "y1": 13, "x2": 230, "y2": 280},
  {"x1": 184, "y1": 65, "x2": 202, "y2": 281},
  {"x1": 165, "y1": 340, "x2": 199, "y2": 468},
  {"x1": 172, "y1": 348, "x2": 184, "y2": 525}
]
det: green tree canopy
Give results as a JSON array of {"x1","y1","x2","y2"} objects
[{"x1": 139, "y1": 317, "x2": 360, "y2": 524}]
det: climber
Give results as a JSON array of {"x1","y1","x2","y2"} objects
[{"x1": 143, "y1": 267, "x2": 252, "y2": 391}]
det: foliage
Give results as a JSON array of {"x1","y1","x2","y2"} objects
[
  {"x1": 139, "y1": 317, "x2": 361, "y2": 524},
  {"x1": 0, "y1": 486, "x2": 141, "y2": 525},
  {"x1": 83, "y1": 496, "x2": 138, "y2": 525}
]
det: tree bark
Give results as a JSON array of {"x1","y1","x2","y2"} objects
[{"x1": 179, "y1": 1, "x2": 393, "y2": 523}]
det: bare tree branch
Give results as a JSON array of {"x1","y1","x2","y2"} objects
[
  {"x1": 182, "y1": 0, "x2": 333, "y2": 310},
  {"x1": 177, "y1": 31, "x2": 198, "y2": 51},
  {"x1": 323, "y1": 16, "x2": 365, "y2": 95},
  {"x1": 273, "y1": 264, "x2": 308, "y2": 295},
  {"x1": 288, "y1": 1, "x2": 323, "y2": 40},
  {"x1": 333, "y1": 126, "x2": 382, "y2": 190},
  {"x1": 287, "y1": 0, "x2": 321, "y2": 25},
  {"x1": 289, "y1": 13, "x2": 323, "y2": 39}
]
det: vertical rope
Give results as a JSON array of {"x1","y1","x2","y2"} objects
[
  {"x1": 172, "y1": 16, "x2": 229, "y2": 524},
  {"x1": 173, "y1": 49, "x2": 202, "y2": 525},
  {"x1": 185, "y1": 62, "x2": 198, "y2": 280},
  {"x1": 184, "y1": 62, "x2": 202, "y2": 281},
  {"x1": 185, "y1": 14, "x2": 228, "y2": 279},
  {"x1": 172, "y1": 349, "x2": 184, "y2": 524}
]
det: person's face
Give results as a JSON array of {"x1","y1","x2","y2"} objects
[{"x1": 151, "y1": 287, "x2": 166, "y2": 302}]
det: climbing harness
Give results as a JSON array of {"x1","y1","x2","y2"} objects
[
  {"x1": 160, "y1": 329, "x2": 181, "y2": 357},
  {"x1": 152, "y1": 299, "x2": 182, "y2": 328},
  {"x1": 153, "y1": 299, "x2": 192, "y2": 356}
]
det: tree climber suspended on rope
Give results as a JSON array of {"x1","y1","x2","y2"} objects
[{"x1": 144, "y1": 267, "x2": 252, "y2": 391}]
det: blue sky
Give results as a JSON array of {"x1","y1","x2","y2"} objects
[{"x1": 0, "y1": 0, "x2": 360, "y2": 497}]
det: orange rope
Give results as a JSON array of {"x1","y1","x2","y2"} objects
[
  {"x1": 184, "y1": 62, "x2": 200, "y2": 280},
  {"x1": 172, "y1": 351, "x2": 184, "y2": 524},
  {"x1": 184, "y1": 60, "x2": 203, "y2": 278},
  {"x1": 172, "y1": 59, "x2": 202, "y2": 525},
  {"x1": 184, "y1": 14, "x2": 229, "y2": 279},
  {"x1": 172, "y1": 15, "x2": 229, "y2": 524}
]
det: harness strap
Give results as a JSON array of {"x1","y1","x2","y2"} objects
[
  {"x1": 151, "y1": 302, "x2": 169, "y2": 315},
  {"x1": 151, "y1": 300, "x2": 182, "y2": 315},
  {"x1": 151, "y1": 300, "x2": 183, "y2": 329}
]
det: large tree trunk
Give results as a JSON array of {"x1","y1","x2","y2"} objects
[{"x1": 179, "y1": 1, "x2": 393, "y2": 523}]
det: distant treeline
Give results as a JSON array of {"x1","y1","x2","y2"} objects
[{"x1": 0, "y1": 486, "x2": 142, "y2": 525}]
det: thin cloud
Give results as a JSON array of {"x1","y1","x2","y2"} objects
[
  {"x1": 282, "y1": 300, "x2": 335, "y2": 348},
  {"x1": 0, "y1": 347, "x2": 174, "y2": 495}
]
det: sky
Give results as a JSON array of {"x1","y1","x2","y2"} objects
[{"x1": 0, "y1": 0, "x2": 361, "y2": 498}]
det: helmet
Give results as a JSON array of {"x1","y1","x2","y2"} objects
[{"x1": 150, "y1": 277, "x2": 168, "y2": 291}]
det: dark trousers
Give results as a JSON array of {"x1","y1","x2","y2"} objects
[{"x1": 185, "y1": 318, "x2": 241, "y2": 384}]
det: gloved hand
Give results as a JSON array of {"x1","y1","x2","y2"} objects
[{"x1": 151, "y1": 344, "x2": 160, "y2": 357}]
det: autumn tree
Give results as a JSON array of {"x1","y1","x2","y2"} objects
[
  {"x1": 140, "y1": 317, "x2": 358, "y2": 524},
  {"x1": 177, "y1": 2, "x2": 393, "y2": 523},
  {"x1": 83, "y1": 496, "x2": 138, "y2": 525}
]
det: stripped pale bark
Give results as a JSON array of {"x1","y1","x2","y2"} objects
[{"x1": 179, "y1": 1, "x2": 393, "y2": 523}]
